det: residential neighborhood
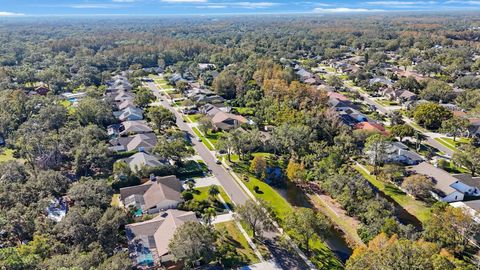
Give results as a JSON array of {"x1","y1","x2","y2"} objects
[{"x1": 2, "y1": 8, "x2": 480, "y2": 270}]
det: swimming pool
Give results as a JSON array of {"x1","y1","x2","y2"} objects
[{"x1": 136, "y1": 250, "x2": 154, "y2": 265}]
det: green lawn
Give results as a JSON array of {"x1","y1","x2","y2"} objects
[
  {"x1": 231, "y1": 161, "x2": 342, "y2": 269},
  {"x1": 192, "y1": 127, "x2": 216, "y2": 151},
  {"x1": 376, "y1": 99, "x2": 399, "y2": 106},
  {"x1": 408, "y1": 121, "x2": 429, "y2": 133},
  {"x1": 434, "y1": 138, "x2": 457, "y2": 151},
  {"x1": 353, "y1": 164, "x2": 431, "y2": 223},
  {"x1": 185, "y1": 114, "x2": 203, "y2": 123},
  {"x1": 194, "y1": 185, "x2": 234, "y2": 210},
  {"x1": 111, "y1": 194, "x2": 121, "y2": 208},
  {"x1": 215, "y1": 221, "x2": 260, "y2": 266},
  {"x1": 0, "y1": 149, "x2": 17, "y2": 162},
  {"x1": 435, "y1": 137, "x2": 470, "y2": 152}
]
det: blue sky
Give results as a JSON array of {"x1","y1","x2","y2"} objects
[{"x1": 0, "y1": 0, "x2": 478, "y2": 16}]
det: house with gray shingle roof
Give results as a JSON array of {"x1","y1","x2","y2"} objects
[
  {"x1": 125, "y1": 209, "x2": 197, "y2": 267},
  {"x1": 109, "y1": 133, "x2": 157, "y2": 152},
  {"x1": 120, "y1": 152, "x2": 168, "y2": 172},
  {"x1": 120, "y1": 175, "x2": 183, "y2": 214},
  {"x1": 410, "y1": 162, "x2": 480, "y2": 202}
]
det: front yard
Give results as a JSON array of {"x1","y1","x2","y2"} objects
[{"x1": 214, "y1": 221, "x2": 261, "y2": 267}]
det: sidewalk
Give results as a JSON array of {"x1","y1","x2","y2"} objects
[{"x1": 222, "y1": 161, "x2": 317, "y2": 270}]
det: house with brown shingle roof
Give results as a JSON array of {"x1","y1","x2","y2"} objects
[
  {"x1": 354, "y1": 121, "x2": 388, "y2": 135},
  {"x1": 211, "y1": 111, "x2": 248, "y2": 131},
  {"x1": 120, "y1": 175, "x2": 183, "y2": 214},
  {"x1": 126, "y1": 209, "x2": 197, "y2": 267}
]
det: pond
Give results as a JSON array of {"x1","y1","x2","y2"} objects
[{"x1": 274, "y1": 181, "x2": 353, "y2": 263}]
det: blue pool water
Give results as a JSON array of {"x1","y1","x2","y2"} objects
[
  {"x1": 137, "y1": 251, "x2": 154, "y2": 265},
  {"x1": 68, "y1": 98, "x2": 78, "y2": 103}
]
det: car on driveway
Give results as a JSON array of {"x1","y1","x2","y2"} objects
[{"x1": 215, "y1": 159, "x2": 221, "y2": 164}]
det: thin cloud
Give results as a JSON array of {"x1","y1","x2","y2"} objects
[
  {"x1": 235, "y1": 2, "x2": 278, "y2": 8},
  {"x1": 112, "y1": 0, "x2": 138, "y2": 2},
  {"x1": 0, "y1": 11, "x2": 25, "y2": 16},
  {"x1": 446, "y1": 0, "x2": 480, "y2": 4},
  {"x1": 161, "y1": 0, "x2": 208, "y2": 2},
  {"x1": 366, "y1": 1, "x2": 435, "y2": 5},
  {"x1": 313, "y1": 7, "x2": 385, "y2": 13},
  {"x1": 70, "y1": 4, "x2": 125, "y2": 9}
]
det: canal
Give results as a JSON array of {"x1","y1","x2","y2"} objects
[{"x1": 275, "y1": 181, "x2": 353, "y2": 263}]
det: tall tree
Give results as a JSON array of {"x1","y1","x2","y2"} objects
[
  {"x1": 168, "y1": 221, "x2": 217, "y2": 269},
  {"x1": 440, "y1": 117, "x2": 470, "y2": 142},
  {"x1": 146, "y1": 106, "x2": 176, "y2": 133},
  {"x1": 235, "y1": 199, "x2": 273, "y2": 239},
  {"x1": 413, "y1": 102, "x2": 453, "y2": 130},
  {"x1": 285, "y1": 208, "x2": 330, "y2": 255},
  {"x1": 364, "y1": 134, "x2": 389, "y2": 175},
  {"x1": 452, "y1": 144, "x2": 480, "y2": 176}
]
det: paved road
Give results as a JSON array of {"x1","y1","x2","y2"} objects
[
  {"x1": 146, "y1": 81, "x2": 314, "y2": 269},
  {"x1": 348, "y1": 82, "x2": 455, "y2": 157},
  {"x1": 146, "y1": 82, "x2": 250, "y2": 205}
]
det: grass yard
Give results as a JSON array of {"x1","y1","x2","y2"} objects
[
  {"x1": 435, "y1": 137, "x2": 470, "y2": 152},
  {"x1": 0, "y1": 149, "x2": 17, "y2": 162},
  {"x1": 408, "y1": 121, "x2": 429, "y2": 133},
  {"x1": 192, "y1": 127, "x2": 216, "y2": 150},
  {"x1": 111, "y1": 194, "x2": 121, "y2": 208},
  {"x1": 434, "y1": 138, "x2": 457, "y2": 151},
  {"x1": 231, "y1": 161, "x2": 342, "y2": 269},
  {"x1": 185, "y1": 114, "x2": 203, "y2": 123},
  {"x1": 376, "y1": 99, "x2": 399, "y2": 107},
  {"x1": 353, "y1": 164, "x2": 431, "y2": 224},
  {"x1": 193, "y1": 185, "x2": 234, "y2": 210},
  {"x1": 215, "y1": 221, "x2": 260, "y2": 266}
]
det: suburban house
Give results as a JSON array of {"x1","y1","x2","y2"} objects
[
  {"x1": 45, "y1": 197, "x2": 69, "y2": 222},
  {"x1": 369, "y1": 77, "x2": 393, "y2": 87},
  {"x1": 116, "y1": 107, "x2": 144, "y2": 122},
  {"x1": 296, "y1": 68, "x2": 314, "y2": 81},
  {"x1": 34, "y1": 83, "x2": 49, "y2": 96},
  {"x1": 451, "y1": 200, "x2": 480, "y2": 223},
  {"x1": 109, "y1": 133, "x2": 157, "y2": 152},
  {"x1": 118, "y1": 99, "x2": 135, "y2": 111},
  {"x1": 382, "y1": 88, "x2": 417, "y2": 104},
  {"x1": 328, "y1": 97, "x2": 354, "y2": 111},
  {"x1": 354, "y1": 121, "x2": 388, "y2": 135},
  {"x1": 119, "y1": 120, "x2": 153, "y2": 136},
  {"x1": 120, "y1": 175, "x2": 183, "y2": 214},
  {"x1": 210, "y1": 111, "x2": 248, "y2": 131},
  {"x1": 125, "y1": 209, "x2": 197, "y2": 268},
  {"x1": 468, "y1": 118, "x2": 480, "y2": 137},
  {"x1": 198, "y1": 63, "x2": 216, "y2": 71},
  {"x1": 114, "y1": 91, "x2": 135, "y2": 104},
  {"x1": 327, "y1": 91, "x2": 349, "y2": 102},
  {"x1": 120, "y1": 152, "x2": 168, "y2": 172},
  {"x1": 410, "y1": 162, "x2": 480, "y2": 202},
  {"x1": 385, "y1": 142, "x2": 424, "y2": 165}
]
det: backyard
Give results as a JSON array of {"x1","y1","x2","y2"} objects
[{"x1": 353, "y1": 164, "x2": 432, "y2": 224}]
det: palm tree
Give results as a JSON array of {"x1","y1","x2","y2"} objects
[
  {"x1": 208, "y1": 185, "x2": 220, "y2": 201},
  {"x1": 202, "y1": 207, "x2": 217, "y2": 225},
  {"x1": 185, "y1": 178, "x2": 196, "y2": 190}
]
